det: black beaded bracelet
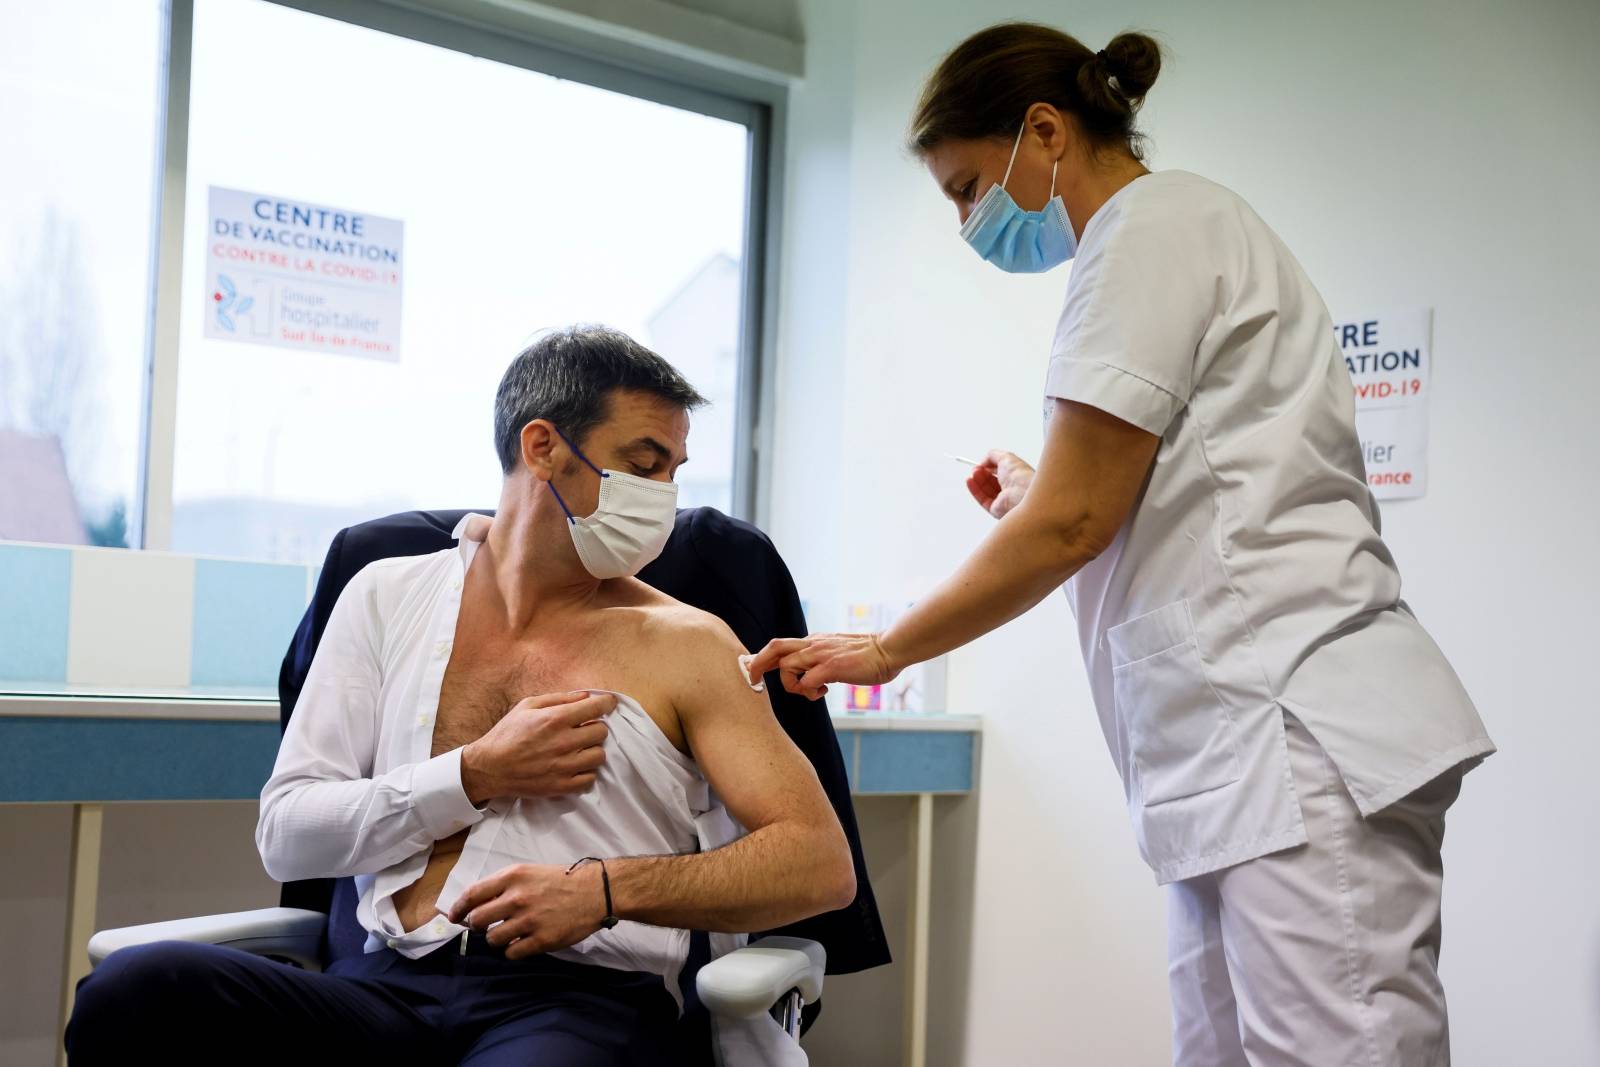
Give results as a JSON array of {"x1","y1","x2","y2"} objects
[{"x1": 567, "y1": 856, "x2": 618, "y2": 929}]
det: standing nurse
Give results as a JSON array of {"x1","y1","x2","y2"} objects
[{"x1": 745, "y1": 22, "x2": 1494, "y2": 1067}]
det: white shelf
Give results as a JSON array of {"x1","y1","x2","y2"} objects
[
  {"x1": 0, "y1": 689, "x2": 277, "y2": 722},
  {"x1": 828, "y1": 712, "x2": 981, "y2": 733},
  {"x1": 1, "y1": 687, "x2": 981, "y2": 732}
]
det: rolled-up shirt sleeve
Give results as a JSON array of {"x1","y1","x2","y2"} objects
[
  {"x1": 256, "y1": 566, "x2": 485, "y2": 883},
  {"x1": 1044, "y1": 197, "x2": 1217, "y2": 437}
]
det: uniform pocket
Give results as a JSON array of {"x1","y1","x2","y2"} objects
[{"x1": 1108, "y1": 600, "x2": 1241, "y2": 806}]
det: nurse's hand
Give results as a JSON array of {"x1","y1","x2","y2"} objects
[
  {"x1": 744, "y1": 633, "x2": 900, "y2": 701},
  {"x1": 968, "y1": 450, "x2": 1035, "y2": 519}
]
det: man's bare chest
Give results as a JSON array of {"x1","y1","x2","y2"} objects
[{"x1": 428, "y1": 616, "x2": 683, "y2": 757}]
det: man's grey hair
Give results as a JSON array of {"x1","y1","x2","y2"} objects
[{"x1": 493, "y1": 325, "x2": 707, "y2": 475}]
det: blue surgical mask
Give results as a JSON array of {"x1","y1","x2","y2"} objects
[{"x1": 959, "y1": 122, "x2": 1076, "y2": 273}]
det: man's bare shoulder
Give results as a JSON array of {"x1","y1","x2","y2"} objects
[
  {"x1": 644, "y1": 595, "x2": 745, "y2": 655},
  {"x1": 608, "y1": 583, "x2": 748, "y2": 687}
]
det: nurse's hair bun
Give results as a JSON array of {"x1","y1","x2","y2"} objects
[
  {"x1": 1079, "y1": 32, "x2": 1162, "y2": 119},
  {"x1": 909, "y1": 22, "x2": 1163, "y2": 161}
]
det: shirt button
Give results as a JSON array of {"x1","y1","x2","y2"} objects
[
  {"x1": 386, "y1": 937, "x2": 398, "y2": 949},
  {"x1": 417, "y1": 712, "x2": 432, "y2": 726},
  {"x1": 434, "y1": 641, "x2": 451, "y2": 658},
  {"x1": 452, "y1": 578, "x2": 463, "y2": 592}
]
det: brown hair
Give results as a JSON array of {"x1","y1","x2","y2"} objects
[{"x1": 909, "y1": 23, "x2": 1162, "y2": 160}]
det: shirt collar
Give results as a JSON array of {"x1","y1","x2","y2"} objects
[{"x1": 451, "y1": 513, "x2": 492, "y2": 559}]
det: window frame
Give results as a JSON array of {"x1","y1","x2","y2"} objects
[{"x1": 139, "y1": 0, "x2": 783, "y2": 552}]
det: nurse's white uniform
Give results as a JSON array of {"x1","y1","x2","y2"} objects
[{"x1": 1045, "y1": 170, "x2": 1493, "y2": 1065}]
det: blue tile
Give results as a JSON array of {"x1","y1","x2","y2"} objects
[
  {"x1": 855, "y1": 731, "x2": 974, "y2": 794},
  {"x1": 190, "y1": 559, "x2": 309, "y2": 687},
  {"x1": 0, "y1": 717, "x2": 280, "y2": 801},
  {"x1": 0, "y1": 544, "x2": 73, "y2": 682}
]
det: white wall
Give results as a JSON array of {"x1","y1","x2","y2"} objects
[{"x1": 770, "y1": 0, "x2": 1600, "y2": 1063}]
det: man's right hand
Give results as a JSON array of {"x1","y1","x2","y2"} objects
[{"x1": 460, "y1": 691, "x2": 616, "y2": 805}]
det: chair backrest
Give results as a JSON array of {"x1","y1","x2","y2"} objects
[{"x1": 275, "y1": 507, "x2": 890, "y2": 976}]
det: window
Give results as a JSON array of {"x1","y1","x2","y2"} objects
[
  {"x1": 0, "y1": 0, "x2": 165, "y2": 548},
  {"x1": 168, "y1": 0, "x2": 755, "y2": 563},
  {"x1": 0, "y1": 0, "x2": 771, "y2": 564}
]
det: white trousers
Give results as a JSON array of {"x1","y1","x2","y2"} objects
[{"x1": 1165, "y1": 713, "x2": 1465, "y2": 1067}]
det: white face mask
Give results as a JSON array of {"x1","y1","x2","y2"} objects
[{"x1": 546, "y1": 427, "x2": 679, "y2": 579}]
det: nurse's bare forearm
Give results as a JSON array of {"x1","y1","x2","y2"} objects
[
  {"x1": 880, "y1": 400, "x2": 1160, "y2": 670},
  {"x1": 879, "y1": 504, "x2": 1095, "y2": 670},
  {"x1": 607, "y1": 819, "x2": 854, "y2": 931}
]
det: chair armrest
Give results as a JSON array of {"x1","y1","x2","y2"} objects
[
  {"x1": 88, "y1": 907, "x2": 326, "y2": 971},
  {"x1": 696, "y1": 937, "x2": 826, "y2": 1019}
]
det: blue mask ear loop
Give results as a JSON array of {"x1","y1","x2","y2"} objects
[
  {"x1": 546, "y1": 425, "x2": 608, "y2": 525},
  {"x1": 998, "y1": 121, "x2": 1026, "y2": 194},
  {"x1": 1001, "y1": 121, "x2": 1061, "y2": 207}
]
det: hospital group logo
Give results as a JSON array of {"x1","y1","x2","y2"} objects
[{"x1": 212, "y1": 273, "x2": 255, "y2": 331}]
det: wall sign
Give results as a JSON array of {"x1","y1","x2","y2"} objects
[
  {"x1": 204, "y1": 186, "x2": 403, "y2": 361},
  {"x1": 1335, "y1": 307, "x2": 1431, "y2": 500}
]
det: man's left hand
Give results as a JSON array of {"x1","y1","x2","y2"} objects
[{"x1": 444, "y1": 862, "x2": 607, "y2": 959}]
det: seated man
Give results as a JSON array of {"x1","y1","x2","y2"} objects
[{"x1": 67, "y1": 325, "x2": 856, "y2": 1066}]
